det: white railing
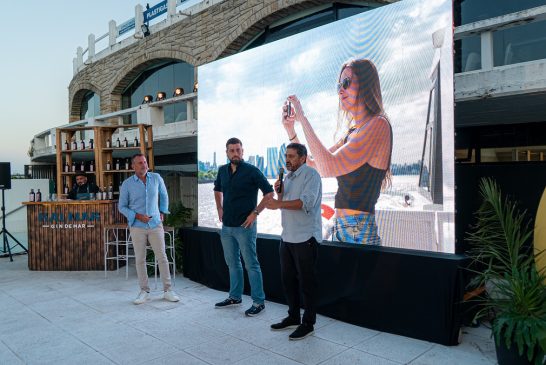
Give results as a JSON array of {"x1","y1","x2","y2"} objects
[
  {"x1": 73, "y1": 0, "x2": 224, "y2": 75},
  {"x1": 454, "y1": 5, "x2": 546, "y2": 73},
  {"x1": 29, "y1": 94, "x2": 197, "y2": 160}
]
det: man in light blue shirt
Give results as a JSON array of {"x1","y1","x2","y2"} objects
[
  {"x1": 119, "y1": 153, "x2": 179, "y2": 304},
  {"x1": 266, "y1": 143, "x2": 322, "y2": 340}
]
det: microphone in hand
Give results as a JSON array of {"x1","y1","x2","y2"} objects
[{"x1": 276, "y1": 167, "x2": 284, "y2": 193}]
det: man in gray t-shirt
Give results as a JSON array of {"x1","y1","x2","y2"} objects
[{"x1": 266, "y1": 143, "x2": 322, "y2": 341}]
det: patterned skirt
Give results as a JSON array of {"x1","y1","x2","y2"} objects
[{"x1": 333, "y1": 212, "x2": 381, "y2": 245}]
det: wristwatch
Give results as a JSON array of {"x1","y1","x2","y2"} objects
[{"x1": 253, "y1": 209, "x2": 259, "y2": 216}]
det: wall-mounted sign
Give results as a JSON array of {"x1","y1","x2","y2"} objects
[
  {"x1": 144, "y1": 0, "x2": 168, "y2": 23},
  {"x1": 116, "y1": 0, "x2": 190, "y2": 36}
]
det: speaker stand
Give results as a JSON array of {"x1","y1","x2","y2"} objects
[{"x1": 1, "y1": 188, "x2": 28, "y2": 261}]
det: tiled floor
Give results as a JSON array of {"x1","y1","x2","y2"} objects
[{"x1": 0, "y1": 255, "x2": 497, "y2": 364}]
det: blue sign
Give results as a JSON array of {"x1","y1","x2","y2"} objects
[
  {"x1": 38, "y1": 211, "x2": 101, "y2": 229},
  {"x1": 144, "y1": 1, "x2": 168, "y2": 23},
  {"x1": 116, "y1": 0, "x2": 191, "y2": 37},
  {"x1": 118, "y1": 19, "x2": 135, "y2": 36}
]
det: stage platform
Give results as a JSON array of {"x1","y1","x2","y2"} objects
[{"x1": 182, "y1": 227, "x2": 468, "y2": 346}]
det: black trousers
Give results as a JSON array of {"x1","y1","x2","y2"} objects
[{"x1": 279, "y1": 237, "x2": 318, "y2": 325}]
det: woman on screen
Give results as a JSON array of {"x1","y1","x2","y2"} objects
[{"x1": 281, "y1": 58, "x2": 392, "y2": 245}]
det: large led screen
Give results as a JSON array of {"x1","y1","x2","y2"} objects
[{"x1": 198, "y1": 0, "x2": 455, "y2": 252}]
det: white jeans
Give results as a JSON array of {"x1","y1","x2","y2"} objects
[{"x1": 129, "y1": 225, "x2": 171, "y2": 292}]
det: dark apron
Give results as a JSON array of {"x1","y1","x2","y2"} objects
[{"x1": 76, "y1": 185, "x2": 92, "y2": 200}]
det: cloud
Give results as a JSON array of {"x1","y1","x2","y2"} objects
[{"x1": 288, "y1": 46, "x2": 323, "y2": 75}]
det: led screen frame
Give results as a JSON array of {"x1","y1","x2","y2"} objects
[{"x1": 198, "y1": 0, "x2": 455, "y2": 253}]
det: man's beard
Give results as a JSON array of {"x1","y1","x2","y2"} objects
[{"x1": 230, "y1": 158, "x2": 241, "y2": 165}]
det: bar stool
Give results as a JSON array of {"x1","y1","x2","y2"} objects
[
  {"x1": 147, "y1": 225, "x2": 176, "y2": 288},
  {"x1": 104, "y1": 223, "x2": 133, "y2": 279}
]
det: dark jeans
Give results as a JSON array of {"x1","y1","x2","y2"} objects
[{"x1": 280, "y1": 237, "x2": 318, "y2": 326}]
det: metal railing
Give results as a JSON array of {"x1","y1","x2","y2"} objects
[{"x1": 73, "y1": 0, "x2": 224, "y2": 75}]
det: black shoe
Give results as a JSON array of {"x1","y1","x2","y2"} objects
[
  {"x1": 271, "y1": 317, "x2": 300, "y2": 331},
  {"x1": 245, "y1": 303, "x2": 265, "y2": 317},
  {"x1": 215, "y1": 298, "x2": 242, "y2": 308},
  {"x1": 289, "y1": 323, "x2": 314, "y2": 340}
]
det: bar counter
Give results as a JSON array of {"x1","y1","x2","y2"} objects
[{"x1": 23, "y1": 200, "x2": 126, "y2": 270}]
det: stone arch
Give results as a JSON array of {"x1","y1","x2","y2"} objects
[
  {"x1": 69, "y1": 82, "x2": 101, "y2": 122},
  {"x1": 215, "y1": 0, "x2": 382, "y2": 60},
  {"x1": 109, "y1": 50, "x2": 197, "y2": 96},
  {"x1": 216, "y1": 1, "x2": 332, "y2": 60}
]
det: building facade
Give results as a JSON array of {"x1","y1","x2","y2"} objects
[{"x1": 29, "y1": 0, "x2": 546, "y2": 245}]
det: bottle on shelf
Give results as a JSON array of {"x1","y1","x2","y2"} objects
[
  {"x1": 89, "y1": 160, "x2": 95, "y2": 172},
  {"x1": 64, "y1": 139, "x2": 70, "y2": 151},
  {"x1": 72, "y1": 139, "x2": 78, "y2": 150},
  {"x1": 106, "y1": 138, "x2": 111, "y2": 148},
  {"x1": 71, "y1": 161, "x2": 76, "y2": 172},
  {"x1": 36, "y1": 189, "x2": 42, "y2": 202},
  {"x1": 116, "y1": 137, "x2": 121, "y2": 148},
  {"x1": 29, "y1": 189, "x2": 35, "y2": 202},
  {"x1": 80, "y1": 139, "x2": 85, "y2": 150},
  {"x1": 80, "y1": 161, "x2": 85, "y2": 172},
  {"x1": 115, "y1": 159, "x2": 120, "y2": 170},
  {"x1": 134, "y1": 136, "x2": 139, "y2": 147},
  {"x1": 64, "y1": 183, "x2": 69, "y2": 195},
  {"x1": 107, "y1": 183, "x2": 113, "y2": 200},
  {"x1": 125, "y1": 158, "x2": 130, "y2": 170},
  {"x1": 102, "y1": 187, "x2": 107, "y2": 200},
  {"x1": 89, "y1": 138, "x2": 94, "y2": 149},
  {"x1": 123, "y1": 137, "x2": 129, "y2": 148},
  {"x1": 106, "y1": 160, "x2": 111, "y2": 170},
  {"x1": 64, "y1": 161, "x2": 69, "y2": 173}
]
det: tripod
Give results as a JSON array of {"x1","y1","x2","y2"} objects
[{"x1": 1, "y1": 188, "x2": 28, "y2": 261}]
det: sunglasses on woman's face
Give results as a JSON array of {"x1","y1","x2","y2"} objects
[{"x1": 336, "y1": 77, "x2": 352, "y2": 93}]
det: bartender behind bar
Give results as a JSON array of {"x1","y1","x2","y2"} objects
[{"x1": 68, "y1": 172, "x2": 100, "y2": 200}]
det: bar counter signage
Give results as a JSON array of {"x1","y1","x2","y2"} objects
[
  {"x1": 38, "y1": 211, "x2": 100, "y2": 229},
  {"x1": 23, "y1": 200, "x2": 125, "y2": 271}
]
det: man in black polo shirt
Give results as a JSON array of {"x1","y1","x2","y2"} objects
[{"x1": 214, "y1": 137, "x2": 273, "y2": 316}]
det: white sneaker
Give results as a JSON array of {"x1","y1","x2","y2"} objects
[
  {"x1": 164, "y1": 290, "x2": 180, "y2": 302},
  {"x1": 134, "y1": 291, "x2": 149, "y2": 305}
]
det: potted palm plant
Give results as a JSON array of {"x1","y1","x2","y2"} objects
[
  {"x1": 466, "y1": 178, "x2": 546, "y2": 365},
  {"x1": 164, "y1": 201, "x2": 193, "y2": 273}
]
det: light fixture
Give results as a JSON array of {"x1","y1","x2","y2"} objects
[
  {"x1": 141, "y1": 23, "x2": 150, "y2": 37},
  {"x1": 193, "y1": 82, "x2": 198, "y2": 93},
  {"x1": 142, "y1": 95, "x2": 153, "y2": 104},
  {"x1": 173, "y1": 87, "x2": 185, "y2": 97},
  {"x1": 156, "y1": 91, "x2": 167, "y2": 101}
]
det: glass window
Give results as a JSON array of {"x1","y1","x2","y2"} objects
[
  {"x1": 455, "y1": 0, "x2": 545, "y2": 26},
  {"x1": 122, "y1": 61, "x2": 195, "y2": 124},
  {"x1": 493, "y1": 20, "x2": 546, "y2": 67},
  {"x1": 455, "y1": 123, "x2": 546, "y2": 163},
  {"x1": 455, "y1": 36, "x2": 481, "y2": 73},
  {"x1": 80, "y1": 91, "x2": 100, "y2": 119},
  {"x1": 245, "y1": 4, "x2": 372, "y2": 50}
]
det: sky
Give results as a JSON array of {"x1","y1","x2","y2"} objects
[{"x1": 0, "y1": 1, "x2": 156, "y2": 174}]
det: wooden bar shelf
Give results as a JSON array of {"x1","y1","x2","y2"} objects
[
  {"x1": 55, "y1": 124, "x2": 154, "y2": 197},
  {"x1": 22, "y1": 123, "x2": 155, "y2": 271}
]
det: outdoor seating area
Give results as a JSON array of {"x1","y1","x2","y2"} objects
[{"x1": 0, "y1": 255, "x2": 496, "y2": 365}]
